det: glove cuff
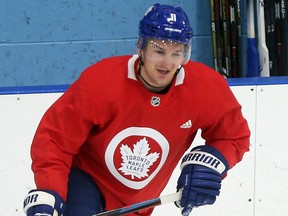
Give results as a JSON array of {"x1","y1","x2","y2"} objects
[
  {"x1": 23, "y1": 190, "x2": 65, "y2": 216},
  {"x1": 180, "y1": 145, "x2": 229, "y2": 175}
]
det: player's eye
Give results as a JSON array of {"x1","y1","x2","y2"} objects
[
  {"x1": 155, "y1": 50, "x2": 165, "y2": 55},
  {"x1": 172, "y1": 52, "x2": 181, "y2": 57}
]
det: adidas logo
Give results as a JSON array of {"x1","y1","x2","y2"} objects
[{"x1": 180, "y1": 120, "x2": 192, "y2": 128}]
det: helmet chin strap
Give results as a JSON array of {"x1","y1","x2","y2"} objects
[{"x1": 137, "y1": 54, "x2": 182, "y2": 92}]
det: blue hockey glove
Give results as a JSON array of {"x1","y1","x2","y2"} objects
[
  {"x1": 23, "y1": 189, "x2": 65, "y2": 216},
  {"x1": 176, "y1": 145, "x2": 229, "y2": 216}
]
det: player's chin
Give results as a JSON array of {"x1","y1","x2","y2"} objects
[
  {"x1": 159, "y1": 77, "x2": 174, "y2": 85},
  {"x1": 155, "y1": 73, "x2": 173, "y2": 82},
  {"x1": 154, "y1": 80, "x2": 171, "y2": 88}
]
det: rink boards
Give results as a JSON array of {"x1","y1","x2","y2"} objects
[{"x1": 1, "y1": 77, "x2": 288, "y2": 216}]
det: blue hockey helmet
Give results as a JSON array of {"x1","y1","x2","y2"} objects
[{"x1": 138, "y1": 3, "x2": 193, "y2": 64}]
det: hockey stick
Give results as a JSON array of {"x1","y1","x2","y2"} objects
[
  {"x1": 236, "y1": 0, "x2": 242, "y2": 77},
  {"x1": 222, "y1": 0, "x2": 231, "y2": 77},
  {"x1": 247, "y1": 0, "x2": 259, "y2": 77},
  {"x1": 230, "y1": 0, "x2": 239, "y2": 77},
  {"x1": 275, "y1": 0, "x2": 282, "y2": 75},
  {"x1": 286, "y1": 0, "x2": 288, "y2": 74},
  {"x1": 265, "y1": 0, "x2": 277, "y2": 76},
  {"x1": 257, "y1": 0, "x2": 270, "y2": 77},
  {"x1": 210, "y1": 0, "x2": 219, "y2": 72},
  {"x1": 275, "y1": 0, "x2": 287, "y2": 75},
  {"x1": 215, "y1": 0, "x2": 224, "y2": 76},
  {"x1": 281, "y1": 0, "x2": 287, "y2": 76},
  {"x1": 92, "y1": 191, "x2": 182, "y2": 216}
]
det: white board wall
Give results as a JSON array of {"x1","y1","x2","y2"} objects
[{"x1": 0, "y1": 84, "x2": 287, "y2": 216}]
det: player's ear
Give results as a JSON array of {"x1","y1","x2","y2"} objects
[
  {"x1": 137, "y1": 47, "x2": 141, "y2": 56},
  {"x1": 136, "y1": 38, "x2": 142, "y2": 56}
]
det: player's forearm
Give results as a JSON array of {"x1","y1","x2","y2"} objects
[
  {"x1": 203, "y1": 103, "x2": 250, "y2": 168},
  {"x1": 33, "y1": 164, "x2": 70, "y2": 201},
  {"x1": 207, "y1": 135, "x2": 250, "y2": 169},
  {"x1": 31, "y1": 140, "x2": 73, "y2": 201}
]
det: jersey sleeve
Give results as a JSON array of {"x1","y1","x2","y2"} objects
[
  {"x1": 199, "y1": 71, "x2": 250, "y2": 169},
  {"x1": 31, "y1": 69, "x2": 95, "y2": 200}
]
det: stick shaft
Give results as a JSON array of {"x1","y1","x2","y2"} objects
[
  {"x1": 265, "y1": 0, "x2": 277, "y2": 76},
  {"x1": 93, "y1": 191, "x2": 181, "y2": 216},
  {"x1": 222, "y1": 0, "x2": 231, "y2": 77},
  {"x1": 210, "y1": 0, "x2": 219, "y2": 72},
  {"x1": 257, "y1": 0, "x2": 270, "y2": 77},
  {"x1": 247, "y1": 0, "x2": 259, "y2": 77},
  {"x1": 215, "y1": 0, "x2": 223, "y2": 75},
  {"x1": 230, "y1": 0, "x2": 239, "y2": 77},
  {"x1": 236, "y1": 0, "x2": 242, "y2": 77}
]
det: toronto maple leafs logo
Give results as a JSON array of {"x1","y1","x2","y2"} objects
[
  {"x1": 118, "y1": 137, "x2": 160, "y2": 179},
  {"x1": 105, "y1": 127, "x2": 170, "y2": 189}
]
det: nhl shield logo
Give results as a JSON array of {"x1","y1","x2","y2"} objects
[{"x1": 151, "y1": 96, "x2": 160, "y2": 107}]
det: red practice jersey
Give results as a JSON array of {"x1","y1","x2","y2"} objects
[{"x1": 31, "y1": 55, "x2": 250, "y2": 215}]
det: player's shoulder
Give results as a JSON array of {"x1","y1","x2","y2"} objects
[
  {"x1": 183, "y1": 61, "x2": 228, "y2": 85},
  {"x1": 184, "y1": 61, "x2": 221, "y2": 78},
  {"x1": 74, "y1": 55, "x2": 132, "y2": 93}
]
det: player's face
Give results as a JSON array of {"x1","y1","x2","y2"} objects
[{"x1": 139, "y1": 39, "x2": 186, "y2": 89}]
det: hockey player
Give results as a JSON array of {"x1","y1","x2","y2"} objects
[{"x1": 23, "y1": 3, "x2": 250, "y2": 216}]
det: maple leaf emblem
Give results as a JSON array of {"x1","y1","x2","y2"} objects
[{"x1": 118, "y1": 137, "x2": 160, "y2": 179}]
